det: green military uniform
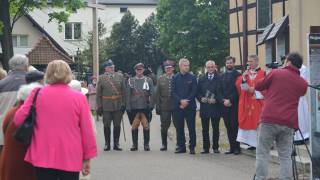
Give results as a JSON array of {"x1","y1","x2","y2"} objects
[
  {"x1": 156, "y1": 69, "x2": 176, "y2": 151},
  {"x1": 96, "y1": 60, "x2": 126, "y2": 151}
]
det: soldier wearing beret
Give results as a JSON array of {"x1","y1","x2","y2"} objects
[
  {"x1": 96, "y1": 59, "x2": 126, "y2": 151},
  {"x1": 155, "y1": 60, "x2": 176, "y2": 151},
  {"x1": 126, "y1": 63, "x2": 154, "y2": 151}
]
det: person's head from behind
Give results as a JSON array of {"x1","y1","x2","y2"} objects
[
  {"x1": 25, "y1": 70, "x2": 44, "y2": 84},
  {"x1": 225, "y1": 56, "x2": 236, "y2": 70},
  {"x1": 179, "y1": 58, "x2": 190, "y2": 74},
  {"x1": 44, "y1": 60, "x2": 72, "y2": 85},
  {"x1": 9, "y1": 54, "x2": 29, "y2": 72},
  {"x1": 247, "y1": 55, "x2": 259, "y2": 70},
  {"x1": 17, "y1": 83, "x2": 42, "y2": 104},
  {"x1": 69, "y1": 80, "x2": 89, "y2": 95},
  {"x1": 284, "y1": 53, "x2": 303, "y2": 69}
]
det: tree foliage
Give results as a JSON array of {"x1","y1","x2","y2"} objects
[
  {"x1": 104, "y1": 12, "x2": 165, "y2": 74},
  {"x1": 0, "y1": 0, "x2": 84, "y2": 70},
  {"x1": 156, "y1": 0, "x2": 229, "y2": 72}
]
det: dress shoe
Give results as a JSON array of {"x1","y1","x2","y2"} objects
[
  {"x1": 190, "y1": 148, "x2": 195, "y2": 155},
  {"x1": 175, "y1": 147, "x2": 186, "y2": 154},
  {"x1": 103, "y1": 145, "x2": 110, "y2": 151},
  {"x1": 144, "y1": 145, "x2": 150, "y2": 151},
  {"x1": 247, "y1": 146, "x2": 256, "y2": 150},
  {"x1": 224, "y1": 150, "x2": 234, "y2": 155},
  {"x1": 160, "y1": 145, "x2": 167, "y2": 151},
  {"x1": 201, "y1": 149, "x2": 210, "y2": 154},
  {"x1": 130, "y1": 145, "x2": 138, "y2": 151},
  {"x1": 213, "y1": 149, "x2": 220, "y2": 154},
  {"x1": 113, "y1": 145, "x2": 122, "y2": 151},
  {"x1": 233, "y1": 149, "x2": 241, "y2": 155}
]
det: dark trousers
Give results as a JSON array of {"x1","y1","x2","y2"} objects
[
  {"x1": 160, "y1": 110, "x2": 176, "y2": 133},
  {"x1": 35, "y1": 167, "x2": 79, "y2": 180},
  {"x1": 103, "y1": 110, "x2": 122, "y2": 128},
  {"x1": 223, "y1": 107, "x2": 240, "y2": 151},
  {"x1": 201, "y1": 117, "x2": 220, "y2": 150},
  {"x1": 174, "y1": 108, "x2": 196, "y2": 149}
]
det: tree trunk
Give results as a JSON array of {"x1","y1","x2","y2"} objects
[{"x1": 0, "y1": 0, "x2": 14, "y2": 71}]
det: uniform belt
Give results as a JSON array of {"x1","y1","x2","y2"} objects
[{"x1": 102, "y1": 95, "x2": 122, "y2": 100}]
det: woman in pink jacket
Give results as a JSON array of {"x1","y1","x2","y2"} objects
[{"x1": 14, "y1": 60, "x2": 97, "y2": 180}]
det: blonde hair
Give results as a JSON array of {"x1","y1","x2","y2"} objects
[{"x1": 44, "y1": 60, "x2": 72, "y2": 84}]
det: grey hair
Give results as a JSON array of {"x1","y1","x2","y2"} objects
[
  {"x1": 9, "y1": 54, "x2": 29, "y2": 70},
  {"x1": 248, "y1": 54, "x2": 259, "y2": 61},
  {"x1": 179, "y1": 58, "x2": 190, "y2": 66},
  {"x1": 17, "y1": 83, "x2": 42, "y2": 101},
  {"x1": 205, "y1": 60, "x2": 216, "y2": 67}
]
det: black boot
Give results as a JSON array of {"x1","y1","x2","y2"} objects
[
  {"x1": 113, "y1": 126, "x2": 122, "y2": 151},
  {"x1": 143, "y1": 129, "x2": 150, "y2": 151},
  {"x1": 130, "y1": 129, "x2": 138, "y2": 151},
  {"x1": 103, "y1": 127, "x2": 111, "y2": 151},
  {"x1": 160, "y1": 130, "x2": 167, "y2": 151}
]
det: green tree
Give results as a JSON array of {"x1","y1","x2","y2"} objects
[
  {"x1": 156, "y1": 0, "x2": 229, "y2": 72},
  {"x1": 0, "y1": 0, "x2": 84, "y2": 71},
  {"x1": 79, "y1": 18, "x2": 107, "y2": 77},
  {"x1": 105, "y1": 11, "x2": 139, "y2": 73},
  {"x1": 135, "y1": 13, "x2": 166, "y2": 72}
]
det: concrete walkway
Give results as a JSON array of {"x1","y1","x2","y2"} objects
[{"x1": 90, "y1": 112, "x2": 279, "y2": 180}]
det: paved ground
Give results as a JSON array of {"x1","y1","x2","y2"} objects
[{"x1": 90, "y1": 112, "x2": 280, "y2": 180}]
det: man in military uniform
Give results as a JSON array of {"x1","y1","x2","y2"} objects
[
  {"x1": 156, "y1": 60, "x2": 176, "y2": 151},
  {"x1": 126, "y1": 63, "x2": 154, "y2": 151},
  {"x1": 172, "y1": 58, "x2": 197, "y2": 154},
  {"x1": 97, "y1": 59, "x2": 126, "y2": 151}
]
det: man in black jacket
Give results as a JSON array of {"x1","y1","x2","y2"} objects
[
  {"x1": 221, "y1": 56, "x2": 241, "y2": 155},
  {"x1": 197, "y1": 60, "x2": 223, "y2": 154}
]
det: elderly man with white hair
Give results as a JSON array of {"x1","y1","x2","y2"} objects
[{"x1": 0, "y1": 54, "x2": 29, "y2": 152}]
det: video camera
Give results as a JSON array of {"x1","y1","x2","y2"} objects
[{"x1": 265, "y1": 55, "x2": 286, "y2": 69}]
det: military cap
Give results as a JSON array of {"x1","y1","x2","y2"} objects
[
  {"x1": 25, "y1": 70, "x2": 44, "y2": 84},
  {"x1": 163, "y1": 60, "x2": 175, "y2": 68},
  {"x1": 103, "y1": 59, "x2": 114, "y2": 68},
  {"x1": 134, "y1": 62, "x2": 145, "y2": 70}
]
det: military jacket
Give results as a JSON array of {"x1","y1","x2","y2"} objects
[
  {"x1": 155, "y1": 74, "x2": 174, "y2": 111},
  {"x1": 96, "y1": 72, "x2": 125, "y2": 111}
]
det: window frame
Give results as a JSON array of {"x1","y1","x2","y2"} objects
[
  {"x1": 257, "y1": 0, "x2": 272, "y2": 30},
  {"x1": 120, "y1": 7, "x2": 128, "y2": 13},
  {"x1": 12, "y1": 34, "x2": 28, "y2": 48},
  {"x1": 64, "y1": 22, "x2": 82, "y2": 40}
]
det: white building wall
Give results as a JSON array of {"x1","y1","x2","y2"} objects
[{"x1": 26, "y1": 4, "x2": 156, "y2": 56}]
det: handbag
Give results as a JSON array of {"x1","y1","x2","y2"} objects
[{"x1": 13, "y1": 88, "x2": 41, "y2": 145}]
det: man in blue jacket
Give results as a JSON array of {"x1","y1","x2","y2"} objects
[{"x1": 172, "y1": 58, "x2": 197, "y2": 154}]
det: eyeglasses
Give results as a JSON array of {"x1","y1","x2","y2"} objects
[{"x1": 136, "y1": 69, "x2": 143, "y2": 71}]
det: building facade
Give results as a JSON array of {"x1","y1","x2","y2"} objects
[{"x1": 229, "y1": 0, "x2": 320, "y2": 67}]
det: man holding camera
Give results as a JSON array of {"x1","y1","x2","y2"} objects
[
  {"x1": 96, "y1": 59, "x2": 126, "y2": 151},
  {"x1": 254, "y1": 53, "x2": 308, "y2": 180}
]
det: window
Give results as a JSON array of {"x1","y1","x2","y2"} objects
[
  {"x1": 276, "y1": 35, "x2": 286, "y2": 62},
  {"x1": 265, "y1": 42, "x2": 272, "y2": 64},
  {"x1": 120, "y1": 7, "x2": 128, "y2": 13},
  {"x1": 65, "y1": 22, "x2": 82, "y2": 40},
  {"x1": 257, "y1": 0, "x2": 271, "y2": 29},
  {"x1": 12, "y1": 35, "x2": 28, "y2": 47}
]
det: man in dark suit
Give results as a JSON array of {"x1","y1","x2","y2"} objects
[
  {"x1": 221, "y1": 56, "x2": 241, "y2": 155},
  {"x1": 197, "y1": 60, "x2": 223, "y2": 154},
  {"x1": 172, "y1": 58, "x2": 197, "y2": 154}
]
